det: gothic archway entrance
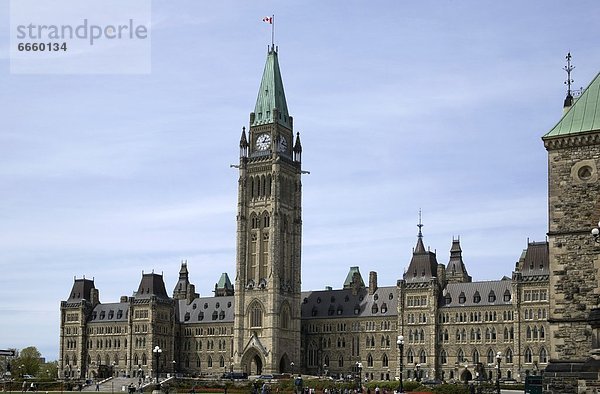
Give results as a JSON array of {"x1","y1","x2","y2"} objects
[
  {"x1": 279, "y1": 354, "x2": 290, "y2": 374},
  {"x1": 461, "y1": 369, "x2": 472, "y2": 382},
  {"x1": 240, "y1": 349, "x2": 264, "y2": 375}
]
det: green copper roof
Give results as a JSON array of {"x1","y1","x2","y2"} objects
[
  {"x1": 252, "y1": 48, "x2": 291, "y2": 128},
  {"x1": 343, "y1": 266, "x2": 365, "y2": 288},
  {"x1": 544, "y1": 72, "x2": 600, "y2": 138},
  {"x1": 216, "y1": 273, "x2": 233, "y2": 290}
]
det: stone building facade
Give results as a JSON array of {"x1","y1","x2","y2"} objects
[
  {"x1": 59, "y1": 48, "x2": 597, "y2": 389},
  {"x1": 541, "y1": 70, "x2": 600, "y2": 392}
]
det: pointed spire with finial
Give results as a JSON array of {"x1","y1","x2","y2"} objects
[
  {"x1": 414, "y1": 209, "x2": 426, "y2": 253},
  {"x1": 563, "y1": 52, "x2": 575, "y2": 110},
  {"x1": 293, "y1": 132, "x2": 302, "y2": 162},
  {"x1": 239, "y1": 127, "x2": 248, "y2": 158},
  {"x1": 252, "y1": 45, "x2": 290, "y2": 128}
]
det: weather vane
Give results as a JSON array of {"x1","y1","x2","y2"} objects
[{"x1": 564, "y1": 52, "x2": 575, "y2": 97}]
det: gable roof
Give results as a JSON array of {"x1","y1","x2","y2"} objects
[{"x1": 544, "y1": 72, "x2": 600, "y2": 138}]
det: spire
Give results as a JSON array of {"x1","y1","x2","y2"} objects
[
  {"x1": 404, "y1": 213, "x2": 439, "y2": 282},
  {"x1": 414, "y1": 210, "x2": 426, "y2": 253},
  {"x1": 252, "y1": 47, "x2": 291, "y2": 128},
  {"x1": 563, "y1": 52, "x2": 575, "y2": 110},
  {"x1": 293, "y1": 132, "x2": 302, "y2": 162},
  {"x1": 239, "y1": 127, "x2": 248, "y2": 148},
  {"x1": 446, "y1": 237, "x2": 472, "y2": 283},
  {"x1": 239, "y1": 127, "x2": 248, "y2": 158}
]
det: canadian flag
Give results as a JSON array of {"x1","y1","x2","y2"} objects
[{"x1": 262, "y1": 16, "x2": 273, "y2": 24}]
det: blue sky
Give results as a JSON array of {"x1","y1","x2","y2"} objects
[{"x1": 1, "y1": 0, "x2": 599, "y2": 360}]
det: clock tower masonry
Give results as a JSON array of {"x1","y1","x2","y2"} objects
[{"x1": 232, "y1": 46, "x2": 303, "y2": 375}]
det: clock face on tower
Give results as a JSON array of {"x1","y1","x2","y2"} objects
[
  {"x1": 278, "y1": 136, "x2": 288, "y2": 152},
  {"x1": 256, "y1": 133, "x2": 271, "y2": 150}
]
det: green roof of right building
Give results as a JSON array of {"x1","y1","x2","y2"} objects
[{"x1": 544, "y1": 72, "x2": 600, "y2": 138}]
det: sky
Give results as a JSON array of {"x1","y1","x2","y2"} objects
[{"x1": 1, "y1": 0, "x2": 599, "y2": 361}]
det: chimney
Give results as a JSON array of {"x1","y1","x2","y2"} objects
[{"x1": 368, "y1": 271, "x2": 378, "y2": 295}]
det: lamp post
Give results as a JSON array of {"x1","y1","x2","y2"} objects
[
  {"x1": 172, "y1": 360, "x2": 176, "y2": 375},
  {"x1": 396, "y1": 335, "x2": 404, "y2": 393},
  {"x1": 495, "y1": 352, "x2": 502, "y2": 394},
  {"x1": 290, "y1": 362, "x2": 294, "y2": 375},
  {"x1": 415, "y1": 363, "x2": 421, "y2": 382},
  {"x1": 323, "y1": 364, "x2": 328, "y2": 377},
  {"x1": 591, "y1": 221, "x2": 600, "y2": 242},
  {"x1": 152, "y1": 346, "x2": 162, "y2": 388},
  {"x1": 355, "y1": 362, "x2": 363, "y2": 392}
]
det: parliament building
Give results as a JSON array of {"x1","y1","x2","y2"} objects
[{"x1": 59, "y1": 48, "x2": 600, "y2": 392}]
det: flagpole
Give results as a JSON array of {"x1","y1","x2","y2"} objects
[{"x1": 271, "y1": 14, "x2": 275, "y2": 48}]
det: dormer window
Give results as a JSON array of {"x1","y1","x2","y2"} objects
[
  {"x1": 212, "y1": 311, "x2": 218, "y2": 320},
  {"x1": 354, "y1": 305, "x2": 360, "y2": 315},
  {"x1": 371, "y1": 304, "x2": 378, "y2": 314},
  {"x1": 219, "y1": 311, "x2": 225, "y2": 320},
  {"x1": 99, "y1": 311, "x2": 105, "y2": 320},
  {"x1": 184, "y1": 312, "x2": 190, "y2": 321},
  {"x1": 381, "y1": 303, "x2": 387, "y2": 314},
  {"x1": 117, "y1": 310, "x2": 123, "y2": 319},
  {"x1": 459, "y1": 292, "x2": 466, "y2": 304},
  {"x1": 473, "y1": 291, "x2": 481, "y2": 304},
  {"x1": 108, "y1": 311, "x2": 114, "y2": 319},
  {"x1": 503, "y1": 290, "x2": 511, "y2": 302},
  {"x1": 198, "y1": 312, "x2": 204, "y2": 321},
  {"x1": 488, "y1": 291, "x2": 496, "y2": 303},
  {"x1": 311, "y1": 307, "x2": 318, "y2": 317},
  {"x1": 445, "y1": 294, "x2": 452, "y2": 305}
]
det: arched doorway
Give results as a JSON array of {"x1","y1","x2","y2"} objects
[
  {"x1": 279, "y1": 354, "x2": 290, "y2": 374},
  {"x1": 461, "y1": 369, "x2": 472, "y2": 382},
  {"x1": 240, "y1": 349, "x2": 264, "y2": 375}
]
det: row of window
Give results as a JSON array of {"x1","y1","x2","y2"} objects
[
  {"x1": 183, "y1": 326, "x2": 230, "y2": 336},
  {"x1": 406, "y1": 313, "x2": 427, "y2": 324},
  {"x1": 524, "y1": 308, "x2": 547, "y2": 320},
  {"x1": 65, "y1": 313, "x2": 79, "y2": 322},
  {"x1": 526, "y1": 325, "x2": 546, "y2": 341},
  {"x1": 446, "y1": 289, "x2": 511, "y2": 305},
  {"x1": 91, "y1": 309, "x2": 127, "y2": 321},
  {"x1": 181, "y1": 354, "x2": 228, "y2": 369},
  {"x1": 365, "y1": 335, "x2": 392, "y2": 349},
  {"x1": 445, "y1": 347, "x2": 548, "y2": 365},
  {"x1": 182, "y1": 338, "x2": 228, "y2": 351},
  {"x1": 87, "y1": 326, "x2": 128, "y2": 335},
  {"x1": 448, "y1": 327, "x2": 515, "y2": 343},
  {"x1": 183, "y1": 310, "x2": 226, "y2": 322},
  {"x1": 406, "y1": 295, "x2": 428, "y2": 307},
  {"x1": 64, "y1": 327, "x2": 79, "y2": 335},
  {"x1": 523, "y1": 289, "x2": 548, "y2": 302},
  {"x1": 89, "y1": 338, "x2": 127, "y2": 350}
]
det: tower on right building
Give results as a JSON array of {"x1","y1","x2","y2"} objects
[{"x1": 542, "y1": 55, "x2": 600, "y2": 393}]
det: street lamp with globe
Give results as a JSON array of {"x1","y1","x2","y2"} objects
[
  {"x1": 592, "y1": 221, "x2": 600, "y2": 242},
  {"x1": 396, "y1": 335, "x2": 404, "y2": 393},
  {"x1": 152, "y1": 346, "x2": 162, "y2": 388},
  {"x1": 355, "y1": 362, "x2": 363, "y2": 392},
  {"x1": 495, "y1": 352, "x2": 502, "y2": 394}
]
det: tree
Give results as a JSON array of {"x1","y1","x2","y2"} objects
[
  {"x1": 41, "y1": 361, "x2": 59, "y2": 380},
  {"x1": 14, "y1": 347, "x2": 42, "y2": 377}
]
